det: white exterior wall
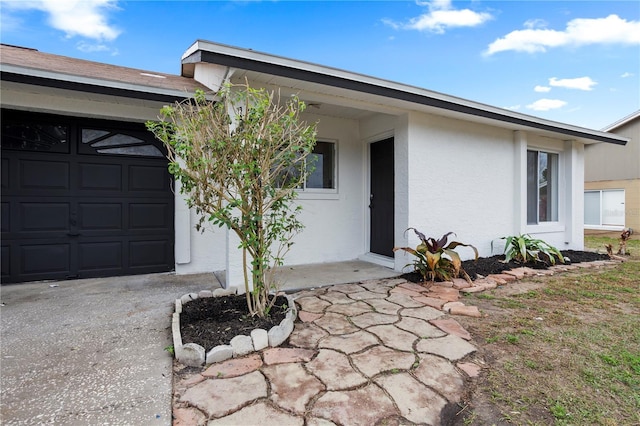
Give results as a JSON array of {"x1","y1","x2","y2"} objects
[
  {"x1": 404, "y1": 113, "x2": 516, "y2": 260},
  {"x1": 283, "y1": 113, "x2": 365, "y2": 265}
]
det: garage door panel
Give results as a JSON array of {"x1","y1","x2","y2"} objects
[
  {"x1": 78, "y1": 241, "x2": 122, "y2": 272},
  {"x1": 79, "y1": 163, "x2": 122, "y2": 190},
  {"x1": 129, "y1": 165, "x2": 169, "y2": 192},
  {"x1": 130, "y1": 239, "x2": 170, "y2": 268},
  {"x1": 20, "y1": 159, "x2": 69, "y2": 190},
  {"x1": 2, "y1": 158, "x2": 8, "y2": 190},
  {"x1": 129, "y1": 203, "x2": 170, "y2": 230},
  {"x1": 1, "y1": 202, "x2": 9, "y2": 233},
  {"x1": 78, "y1": 203, "x2": 122, "y2": 230},
  {"x1": 20, "y1": 243, "x2": 70, "y2": 274},
  {"x1": 2, "y1": 110, "x2": 174, "y2": 283},
  {"x1": 20, "y1": 202, "x2": 70, "y2": 232},
  {"x1": 2, "y1": 245, "x2": 10, "y2": 278}
]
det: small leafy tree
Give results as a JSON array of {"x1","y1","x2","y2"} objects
[{"x1": 147, "y1": 82, "x2": 317, "y2": 318}]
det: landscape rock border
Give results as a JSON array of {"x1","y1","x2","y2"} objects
[{"x1": 172, "y1": 289, "x2": 298, "y2": 367}]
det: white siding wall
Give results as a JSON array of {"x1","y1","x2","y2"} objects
[
  {"x1": 405, "y1": 113, "x2": 517, "y2": 259},
  {"x1": 284, "y1": 113, "x2": 365, "y2": 265}
]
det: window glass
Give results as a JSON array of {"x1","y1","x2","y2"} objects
[
  {"x1": 81, "y1": 128, "x2": 163, "y2": 157},
  {"x1": 584, "y1": 191, "x2": 601, "y2": 225},
  {"x1": 306, "y1": 141, "x2": 335, "y2": 189},
  {"x1": 1, "y1": 122, "x2": 68, "y2": 153},
  {"x1": 527, "y1": 150, "x2": 558, "y2": 224}
]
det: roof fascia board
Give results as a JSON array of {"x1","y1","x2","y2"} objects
[
  {"x1": 601, "y1": 110, "x2": 640, "y2": 132},
  {"x1": 1, "y1": 64, "x2": 196, "y2": 103},
  {"x1": 183, "y1": 41, "x2": 627, "y2": 146}
]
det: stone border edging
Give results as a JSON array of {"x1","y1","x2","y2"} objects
[{"x1": 172, "y1": 289, "x2": 298, "y2": 367}]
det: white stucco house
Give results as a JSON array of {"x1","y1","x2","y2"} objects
[{"x1": 0, "y1": 41, "x2": 627, "y2": 286}]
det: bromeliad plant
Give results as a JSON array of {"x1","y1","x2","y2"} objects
[
  {"x1": 394, "y1": 228, "x2": 478, "y2": 283},
  {"x1": 499, "y1": 234, "x2": 565, "y2": 265}
]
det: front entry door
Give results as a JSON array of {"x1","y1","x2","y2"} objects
[{"x1": 369, "y1": 137, "x2": 394, "y2": 257}]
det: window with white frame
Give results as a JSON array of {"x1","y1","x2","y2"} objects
[
  {"x1": 585, "y1": 189, "x2": 625, "y2": 227},
  {"x1": 305, "y1": 141, "x2": 335, "y2": 190},
  {"x1": 527, "y1": 149, "x2": 559, "y2": 224},
  {"x1": 274, "y1": 140, "x2": 336, "y2": 191}
]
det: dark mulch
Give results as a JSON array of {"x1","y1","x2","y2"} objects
[
  {"x1": 179, "y1": 294, "x2": 289, "y2": 350},
  {"x1": 180, "y1": 250, "x2": 610, "y2": 349},
  {"x1": 402, "y1": 250, "x2": 610, "y2": 283}
]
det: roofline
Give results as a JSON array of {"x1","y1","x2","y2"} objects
[
  {"x1": 601, "y1": 109, "x2": 640, "y2": 132},
  {"x1": 0, "y1": 64, "x2": 197, "y2": 103},
  {"x1": 183, "y1": 40, "x2": 627, "y2": 146}
]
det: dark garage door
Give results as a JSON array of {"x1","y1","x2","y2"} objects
[{"x1": 1, "y1": 110, "x2": 174, "y2": 284}]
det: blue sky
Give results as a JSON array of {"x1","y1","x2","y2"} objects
[{"x1": 1, "y1": 0, "x2": 638, "y2": 130}]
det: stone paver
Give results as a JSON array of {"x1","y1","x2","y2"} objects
[
  {"x1": 174, "y1": 260, "x2": 607, "y2": 425},
  {"x1": 376, "y1": 372, "x2": 448, "y2": 425},
  {"x1": 288, "y1": 323, "x2": 329, "y2": 348},
  {"x1": 202, "y1": 353, "x2": 262, "y2": 378},
  {"x1": 307, "y1": 349, "x2": 367, "y2": 390},
  {"x1": 351, "y1": 345, "x2": 416, "y2": 377},
  {"x1": 262, "y1": 347, "x2": 316, "y2": 365},
  {"x1": 429, "y1": 318, "x2": 472, "y2": 340},
  {"x1": 314, "y1": 312, "x2": 360, "y2": 335},
  {"x1": 262, "y1": 363, "x2": 324, "y2": 413},
  {"x1": 319, "y1": 330, "x2": 379, "y2": 354},
  {"x1": 350, "y1": 311, "x2": 398, "y2": 328},
  {"x1": 396, "y1": 316, "x2": 447, "y2": 338},
  {"x1": 414, "y1": 354, "x2": 466, "y2": 402},
  {"x1": 180, "y1": 370, "x2": 267, "y2": 417},
  {"x1": 367, "y1": 324, "x2": 417, "y2": 352},
  {"x1": 311, "y1": 384, "x2": 397, "y2": 425},
  {"x1": 325, "y1": 300, "x2": 373, "y2": 316},
  {"x1": 416, "y1": 334, "x2": 477, "y2": 361},
  {"x1": 208, "y1": 401, "x2": 304, "y2": 425}
]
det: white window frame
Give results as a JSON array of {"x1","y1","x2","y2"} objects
[
  {"x1": 526, "y1": 148, "x2": 561, "y2": 228},
  {"x1": 296, "y1": 139, "x2": 339, "y2": 200},
  {"x1": 584, "y1": 189, "x2": 626, "y2": 230}
]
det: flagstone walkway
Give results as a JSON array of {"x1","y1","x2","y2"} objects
[{"x1": 172, "y1": 277, "x2": 484, "y2": 425}]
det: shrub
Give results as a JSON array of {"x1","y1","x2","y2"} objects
[
  {"x1": 394, "y1": 228, "x2": 478, "y2": 283},
  {"x1": 499, "y1": 234, "x2": 565, "y2": 265}
]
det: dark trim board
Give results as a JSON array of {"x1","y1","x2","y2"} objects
[
  {"x1": 1, "y1": 71, "x2": 193, "y2": 103},
  {"x1": 184, "y1": 50, "x2": 626, "y2": 146}
]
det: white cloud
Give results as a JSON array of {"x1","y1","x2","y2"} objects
[
  {"x1": 485, "y1": 14, "x2": 640, "y2": 55},
  {"x1": 77, "y1": 41, "x2": 119, "y2": 55},
  {"x1": 3, "y1": 0, "x2": 121, "y2": 41},
  {"x1": 534, "y1": 85, "x2": 551, "y2": 93},
  {"x1": 524, "y1": 19, "x2": 548, "y2": 30},
  {"x1": 549, "y1": 76, "x2": 597, "y2": 91},
  {"x1": 621, "y1": 72, "x2": 634, "y2": 78},
  {"x1": 526, "y1": 99, "x2": 568, "y2": 111},
  {"x1": 383, "y1": 0, "x2": 492, "y2": 34}
]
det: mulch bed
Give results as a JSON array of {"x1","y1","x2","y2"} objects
[
  {"x1": 179, "y1": 294, "x2": 289, "y2": 350},
  {"x1": 180, "y1": 250, "x2": 609, "y2": 349},
  {"x1": 401, "y1": 250, "x2": 610, "y2": 283}
]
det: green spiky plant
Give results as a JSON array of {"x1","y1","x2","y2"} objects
[
  {"x1": 394, "y1": 228, "x2": 478, "y2": 283},
  {"x1": 499, "y1": 234, "x2": 565, "y2": 265}
]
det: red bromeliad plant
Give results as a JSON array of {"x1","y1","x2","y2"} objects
[{"x1": 394, "y1": 228, "x2": 478, "y2": 283}]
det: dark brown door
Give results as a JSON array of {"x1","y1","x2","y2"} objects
[
  {"x1": 1, "y1": 110, "x2": 174, "y2": 283},
  {"x1": 369, "y1": 137, "x2": 394, "y2": 257}
]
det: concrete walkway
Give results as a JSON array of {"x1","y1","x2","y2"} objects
[{"x1": 173, "y1": 277, "x2": 484, "y2": 425}]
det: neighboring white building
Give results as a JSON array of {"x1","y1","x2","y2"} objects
[{"x1": 0, "y1": 41, "x2": 628, "y2": 287}]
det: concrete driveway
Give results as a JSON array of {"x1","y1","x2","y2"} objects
[
  {"x1": 0, "y1": 261, "x2": 398, "y2": 425},
  {"x1": 1, "y1": 272, "x2": 218, "y2": 425}
]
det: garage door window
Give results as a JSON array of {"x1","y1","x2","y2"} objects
[
  {"x1": 81, "y1": 128, "x2": 163, "y2": 157},
  {"x1": 2, "y1": 122, "x2": 69, "y2": 153}
]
